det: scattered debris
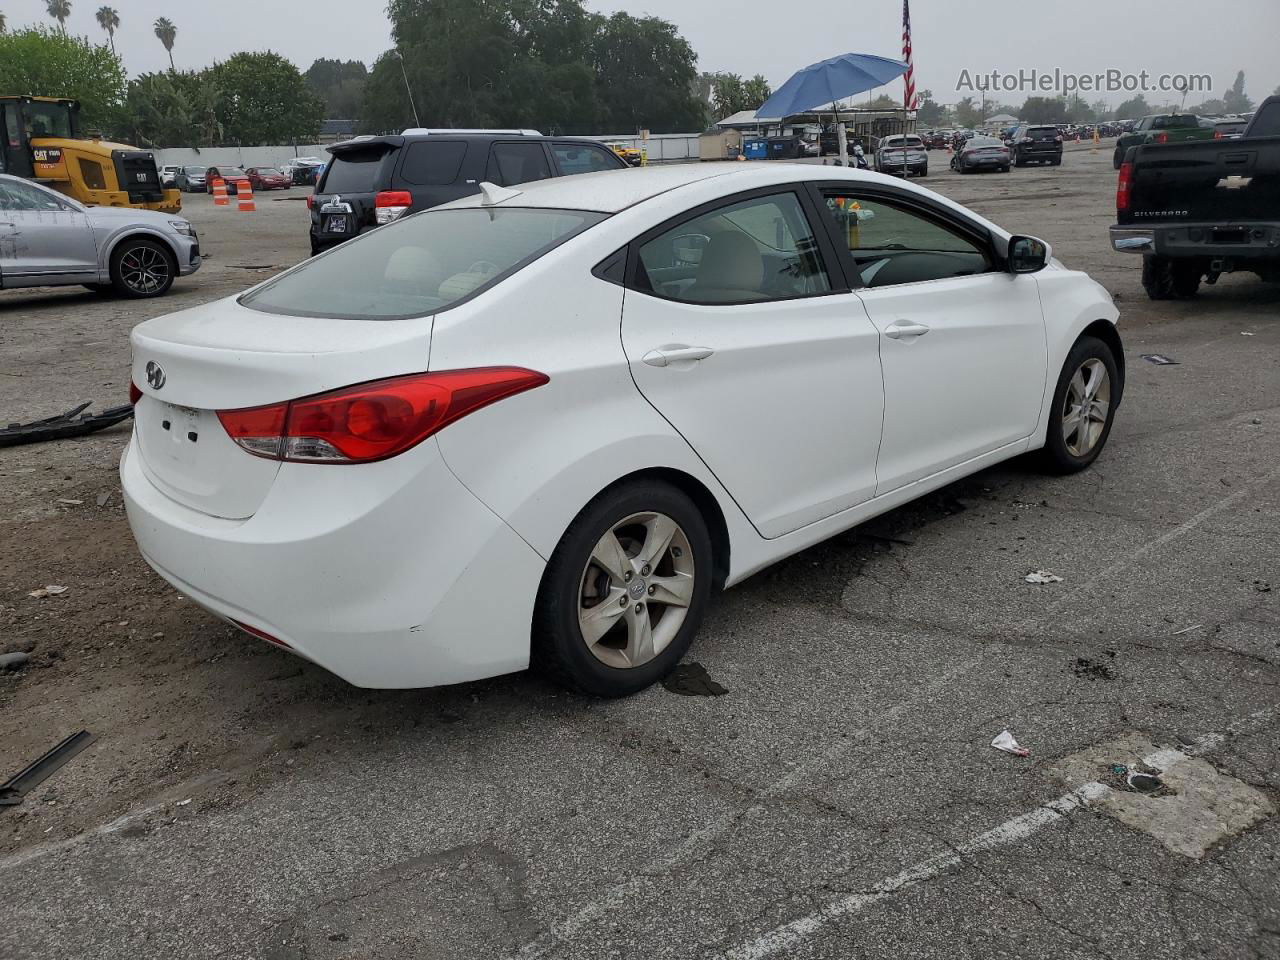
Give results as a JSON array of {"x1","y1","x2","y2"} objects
[
  {"x1": 0, "y1": 731, "x2": 95, "y2": 806},
  {"x1": 991, "y1": 729, "x2": 1030, "y2": 757},
  {"x1": 56, "y1": 498, "x2": 83, "y2": 506},
  {"x1": 1255, "y1": 580, "x2": 1272, "y2": 594},
  {"x1": 0, "y1": 402, "x2": 134, "y2": 448},
  {"x1": 1241, "y1": 331, "x2": 1255, "y2": 336},
  {"x1": 1127, "y1": 772, "x2": 1164, "y2": 794},
  {"x1": 1024, "y1": 570, "x2": 1064, "y2": 584},
  {"x1": 0, "y1": 652, "x2": 31, "y2": 671},
  {"x1": 1171, "y1": 624, "x2": 1203, "y2": 636},
  {"x1": 28, "y1": 585, "x2": 69, "y2": 599},
  {"x1": 1073, "y1": 654, "x2": 1115, "y2": 680},
  {"x1": 1252, "y1": 418, "x2": 1263, "y2": 425},
  {"x1": 661, "y1": 662, "x2": 728, "y2": 697},
  {"x1": 95, "y1": 492, "x2": 112, "y2": 508},
  {"x1": 1140, "y1": 354, "x2": 1180, "y2": 366},
  {"x1": 176, "y1": 798, "x2": 192, "y2": 807}
]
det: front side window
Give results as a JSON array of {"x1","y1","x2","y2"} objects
[
  {"x1": 552, "y1": 142, "x2": 623, "y2": 175},
  {"x1": 486, "y1": 142, "x2": 552, "y2": 187},
  {"x1": 819, "y1": 192, "x2": 992, "y2": 288},
  {"x1": 241, "y1": 207, "x2": 605, "y2": 320},
  {"x1": 635, "y1": 192, "x2": 830, "y2": 305},
  {"x1": 0, "y1": 179, "x2": 71, "y2": 211}
]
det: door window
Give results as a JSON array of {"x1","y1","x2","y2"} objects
[
  {"x1": 400, "y1": 140, "x2": 468, "y2": 186},
  {"x1": 634, "y1": 192, "x2": 830, "y2": 304},
  {"x1": 819, "y1": 192, "x2": 992, "y2": 288},
  {"x1": 552, "y1": 142, "x2": 622, "y2": 175},
  {"x1": 486, "y1": 142, "x2": 552, "y2": 186},
  {"x1": 0, "y1": 179, "x2": 70, "y2": 211}
]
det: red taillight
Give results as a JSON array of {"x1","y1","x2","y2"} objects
[
  {"x1": 129, "y1": 381, "x2": 142, "y2": 405},
  {"x1": 232, "y1": 619, "x2": 289, "y2": 648},
  {"x1": 375, "y1": 190, "x2": 413, "y2": 225},
  {"x1": 216, "y1": 368, "x2": 548, "y2": 464},
  {"x1": 305, "y1": 194, "x2": 314, "y2": 208},
  {"x1": 1155, "y1": 132, "x2": 1169, "y2": 144},
  {"x1": 1213, "y1": 130, "x2": 1223, "y2": 139},
  {"x1": 1116, "y1": 162, "x2": 1133, "y2": 213}
]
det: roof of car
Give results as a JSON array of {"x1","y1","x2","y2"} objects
[{"x1": 439, "y1": 164, "x2": 740, "y2": 213}]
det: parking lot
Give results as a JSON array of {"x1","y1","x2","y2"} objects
[{"x1": 2, "y1": 141, "x2": 1278, "y2": 959}]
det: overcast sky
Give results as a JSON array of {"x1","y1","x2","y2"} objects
[{"x1": 7, "y1": 0, "x2": 1278, "y2": 108}]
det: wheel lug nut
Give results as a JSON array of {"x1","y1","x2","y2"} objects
[
  {"x1": 624, "y1": 571, "x2": 632, "y2": 582},
  {"x1": 619, "y1": 596, "x2": 628, "y2": 607},
  {"x1": 647, "y1": 585, "x2": 656, "y2": 595},
  {"x1": 671, "y1": 547, "x2": 683, "y2": 558},
  {"x1": 640, "y1": 565, "x2": 651, "y2": 576},
  {"x1": 634, "y1": 603, "x2": 643, "y2": 613}
]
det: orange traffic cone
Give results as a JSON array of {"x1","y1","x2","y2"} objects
[
  {"x1": 212, "y1": 178, "x2": 229, "y2": 206},
  {"x1": 236, "y1": 179, "x2": 256, "y2": 212}
]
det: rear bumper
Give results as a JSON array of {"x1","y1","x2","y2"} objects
[
  {"x1": 1110, "y1": 223, "x2": 1280, "y2": 259},
  {"x1": 120, "y1": 436, "x2": 545, "y2": 688}
]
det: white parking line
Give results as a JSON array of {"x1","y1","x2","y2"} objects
[{"x1": 722, "y1": 708, "x2": 1277, "y2": 960}]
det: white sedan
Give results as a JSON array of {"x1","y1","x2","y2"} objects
[{"x1": 121, "y1": 164, "x2": 1122, "y2": 697}]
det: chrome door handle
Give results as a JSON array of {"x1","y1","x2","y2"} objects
[
  {"x1": 642, "y1": 345, "x2": 715, "y2": 367},
  {"x1": 884, "y1": 321, "x2": 930, "y2": 340}
]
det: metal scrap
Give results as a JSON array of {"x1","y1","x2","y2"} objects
[{"x1": 0, "y1": 731, "x2": 95, "y2": 807}]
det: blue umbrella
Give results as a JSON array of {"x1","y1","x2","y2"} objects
[{"x1": 755, "y1": 52, "x2": 910, "y2": 165}]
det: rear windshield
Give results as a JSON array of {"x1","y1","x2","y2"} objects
[
  {"x1": 1151, "y1": 115, "x2": 1198, "y2": 129},
  {"x1": 240, "y1": 207, "x2": 607, "y2": 320},
  {"x1": 185, "y1": 166, "x2": 204, "y2": 174},
  {"x1": 320, "y1": 149, "x2": 384, "y2": 194},
  {"x1": 1027, "y1": 127, "x2": 1058, "y2": 137},
  {"x1": 968, "y1": 136, "x2": 1003, "y2": 147}
]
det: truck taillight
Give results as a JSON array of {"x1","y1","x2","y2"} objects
[
  {"x1": 375, "y1": 190, "x2": 413, "y2": 225},
  {"x1": 1213, "y1": 130, "x2": 1223, "y2": 139},
  {"x1": 305, "y1": 194, "x2": 314, "y2": 208},
  {"x1": 216, "y1": 368, "x2": 549, "y2": 464},
  {"x1": 1116, "y1": 162, "x2": 1133, "y2": 213},
  {"x1": 1155, "y1": 132, "x2": 1169, "y2": 144}
]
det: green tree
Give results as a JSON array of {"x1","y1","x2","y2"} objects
[
  {"x1": 126, "y1": 71, "x2": 197, "y2": 146},
  {"x1": 1222, "y1": 70, "x2": 1253, "y2": 114},
  {"x1": 741, "y1": 74, "x2": 771, "y2": 110},
  {"x1": 95, "y1": 6, "x2": 118, "y2": 53},
  {"x1": 304, "y1": 58, "x2": 368, "y2": 119},
  {"x1": 1113, "y1": 94, "x2": 1151, "y2": 119},
  {"x1": 211, "y1": 52, "x2": 323, "y2": 144},
  {"x1": 591, "y1": 12, "x2": 703, "y2": 133},
  {"x1": 153, "y1": 16, "x2": 176, "y2": 70},
  {"x1": 1019, "y1": 96, "x2": 1066, "y2": 123},
  {"x1": 0, "y1": 25, "x2": 125, "y2": 130},
  {"x1": 711, "y1": 72, "x2": 744, "y2": 118},
  {"x1": 45, "y1": 0, "x2": 70, "y2": 32},
  {"x1": 953, "y1": 96, "x2": 982, "y2": 127},
  {"x1": 916, "y1": 89, "x2": 947, "y2": 125}
]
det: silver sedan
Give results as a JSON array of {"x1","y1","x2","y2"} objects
[{"x1": 0, "y1": 174, "x2": 201, "y2": 298}]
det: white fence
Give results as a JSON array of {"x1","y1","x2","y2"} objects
[{"x1": 152, "y1": 133, "x2": 703, "y2": 170}]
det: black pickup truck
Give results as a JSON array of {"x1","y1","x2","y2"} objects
[{"x1": 1110, "y1": 97, "x2": 1280, "y2": 299}]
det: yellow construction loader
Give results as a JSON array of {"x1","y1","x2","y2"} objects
[{"x1": 0, "y1": 96, "x2": 181, "y2": 213}]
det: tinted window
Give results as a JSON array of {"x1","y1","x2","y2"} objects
[
  {"x1": 552, "y1": 142, "x2": 622, "y2": 175},
  {"x1": 635, "y1": 192, "x2": 830, "y2": 305},
  {"x1": 321, "y1": 149, "x2": 386, "y2": 194},
  {"x1": 1151, "y1": 115, "x2": 1198, "y2": 129},
  {"x1": 486, "y1": 142, "x2": 552, "y2": 187},
  {"x1": 241, "y1": 207, "x2": 605, "y2": 321},
  {"x1": 1027, "y1": 127, "x2": 1058, "y2": 137},
  {"x1": 1247, "y1": 103, "x2": 1280, "y2": 137},
  {"x1": 184, "y1": 166, "x2": 203, "y2": 175},
  {"x1": 819, "y1": 192, "x2": 991, "y2": 288},
  {"x1": 400, "y1": 140, "x2": 468, "y2": 186}
]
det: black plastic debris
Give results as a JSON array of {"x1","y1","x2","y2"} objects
[
  {"x1": 661, "y1": 662, "x2": 728, "y2": 697},
  {"x1": 1127, "y1": 772, "x2": 1164, "y2": 794},
  {"x1": 0, "y1": 402, "x2": 133, "y2": 448},
  {"x1": 0, "y1": 731, "x2": 95, "y2": 806},
  {"x1": 1140, "y1": 354, "x2": 1180, "y2": 366}
]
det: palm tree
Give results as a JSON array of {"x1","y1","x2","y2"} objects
[
  {"x1": 46, "y1": 0, "x2": 71, "y2": 32},
  {"x1": 153, "y1": 17, "x2": 176, "y2": 71},
  {"x1": 96, "y1": 6, "x2": 119, "y2": 53}
]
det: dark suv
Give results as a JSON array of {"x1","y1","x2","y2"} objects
[
  {"x1": 1010, "y1": 125, "x2": 1063, "y2": 166},
  {"x1": 309, "y1": 131, "x2": 627, "y2": 254}
]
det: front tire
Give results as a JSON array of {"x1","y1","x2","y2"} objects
[
  {"x1": 110, "y1": 238, "x2": 176, "y2": 298},
  {"x1": 1040, "y1": 336, "x2": 1119, "y2": 474},
  {"x1": 532, "y1": 481, "x2": 714, "y2": 697}
]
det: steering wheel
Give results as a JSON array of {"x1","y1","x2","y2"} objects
[{"x1": 467, "y1": 260, "x2": 501, "y2": 277}]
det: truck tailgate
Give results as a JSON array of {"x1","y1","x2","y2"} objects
[{"x1": 1122, "y1": 136, "x2": 1280, "y2": 225}]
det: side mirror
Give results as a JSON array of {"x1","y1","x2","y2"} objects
[{"x1": 1008, "y1": 235, "x2": 1050, "y2": 274}]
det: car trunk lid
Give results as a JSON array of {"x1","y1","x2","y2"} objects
[{"x1": 130, "y1": 295, "x2": 433, "y2": 519}]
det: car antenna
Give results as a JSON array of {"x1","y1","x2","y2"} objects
[{"x1": 478, "y1": 181, "x2": 522, "y2": 206}]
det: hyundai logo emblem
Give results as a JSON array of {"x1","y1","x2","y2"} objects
[{"x1": 145, "y1": 361, "x2": 166, "y2": 390}]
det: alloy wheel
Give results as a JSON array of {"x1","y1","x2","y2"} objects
[
  {"x1": 577, "y1": 511, "x2": 695, "y2": 669},
  {"x1": 119, "y1": 245, "x2": 171, "y2": 295},
  {"x1": 1061, "y1": 358, "x2": 1111, "y2": 457}
]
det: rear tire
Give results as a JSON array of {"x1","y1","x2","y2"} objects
[
  {"x1": 1040, "y1": 336, "x2": 1119, "y2": 474},
  {"x1": 110, "y1": 238, "x2": 176, "y2": 299},
  {"x1": 532, "y1": 480, "x2": 714, "y2": 698},
  {"x1": 1142, "y1": 255, "x2": 1201, "y2": 300}
]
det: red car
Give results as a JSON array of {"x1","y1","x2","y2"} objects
[{"x1": 244, "y1": 166, "x2": 291, "y2": 190}]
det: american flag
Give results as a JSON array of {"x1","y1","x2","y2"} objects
[{"x1": 902, "y1": 0, "x2": 918, "y2": 111}]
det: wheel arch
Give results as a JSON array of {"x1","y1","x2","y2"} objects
[
  {"x1": 1079, "y1": 318, "x2": 1125, "y2": 405},
  {"x1": 104, "y1": 228, "x2": 180, "y2": 275},
  {"x1": 588, "y1": 467, "x2": 731, "y2": 591}
]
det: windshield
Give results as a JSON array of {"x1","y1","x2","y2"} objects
[
  {"x1": 257, "y1": 168, "x2": 283, "y2": 176},
  {"x1": 241, "y1": 207, "x2": 607, "y2": 321},
  {"x1": 22, "y1": 102, "x2": 74, "y2": 139},
  {"x1": 185, "y1": 166, "x2": 204, "y2": 175}
]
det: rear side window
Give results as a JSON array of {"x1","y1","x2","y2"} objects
[
  {"x1": 241, "y1": 207, "x2": 606, "y2": 320},
  {"x1": 486, "y1": 142, "x2": 552, "y2": 187},
  {"x1": 552, "y1": 142, "x2": 623, "y2": 175},
  {"x1": 321, "y1": 148, "x2": 386, "y2": 194},
  {"x1": 399, "y1": 140, "x2": 468, "y2": 186}
]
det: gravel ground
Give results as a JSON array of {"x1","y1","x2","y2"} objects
[{"x1": 1, "y1": 144, "x2": 1277, "y2": 960}]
